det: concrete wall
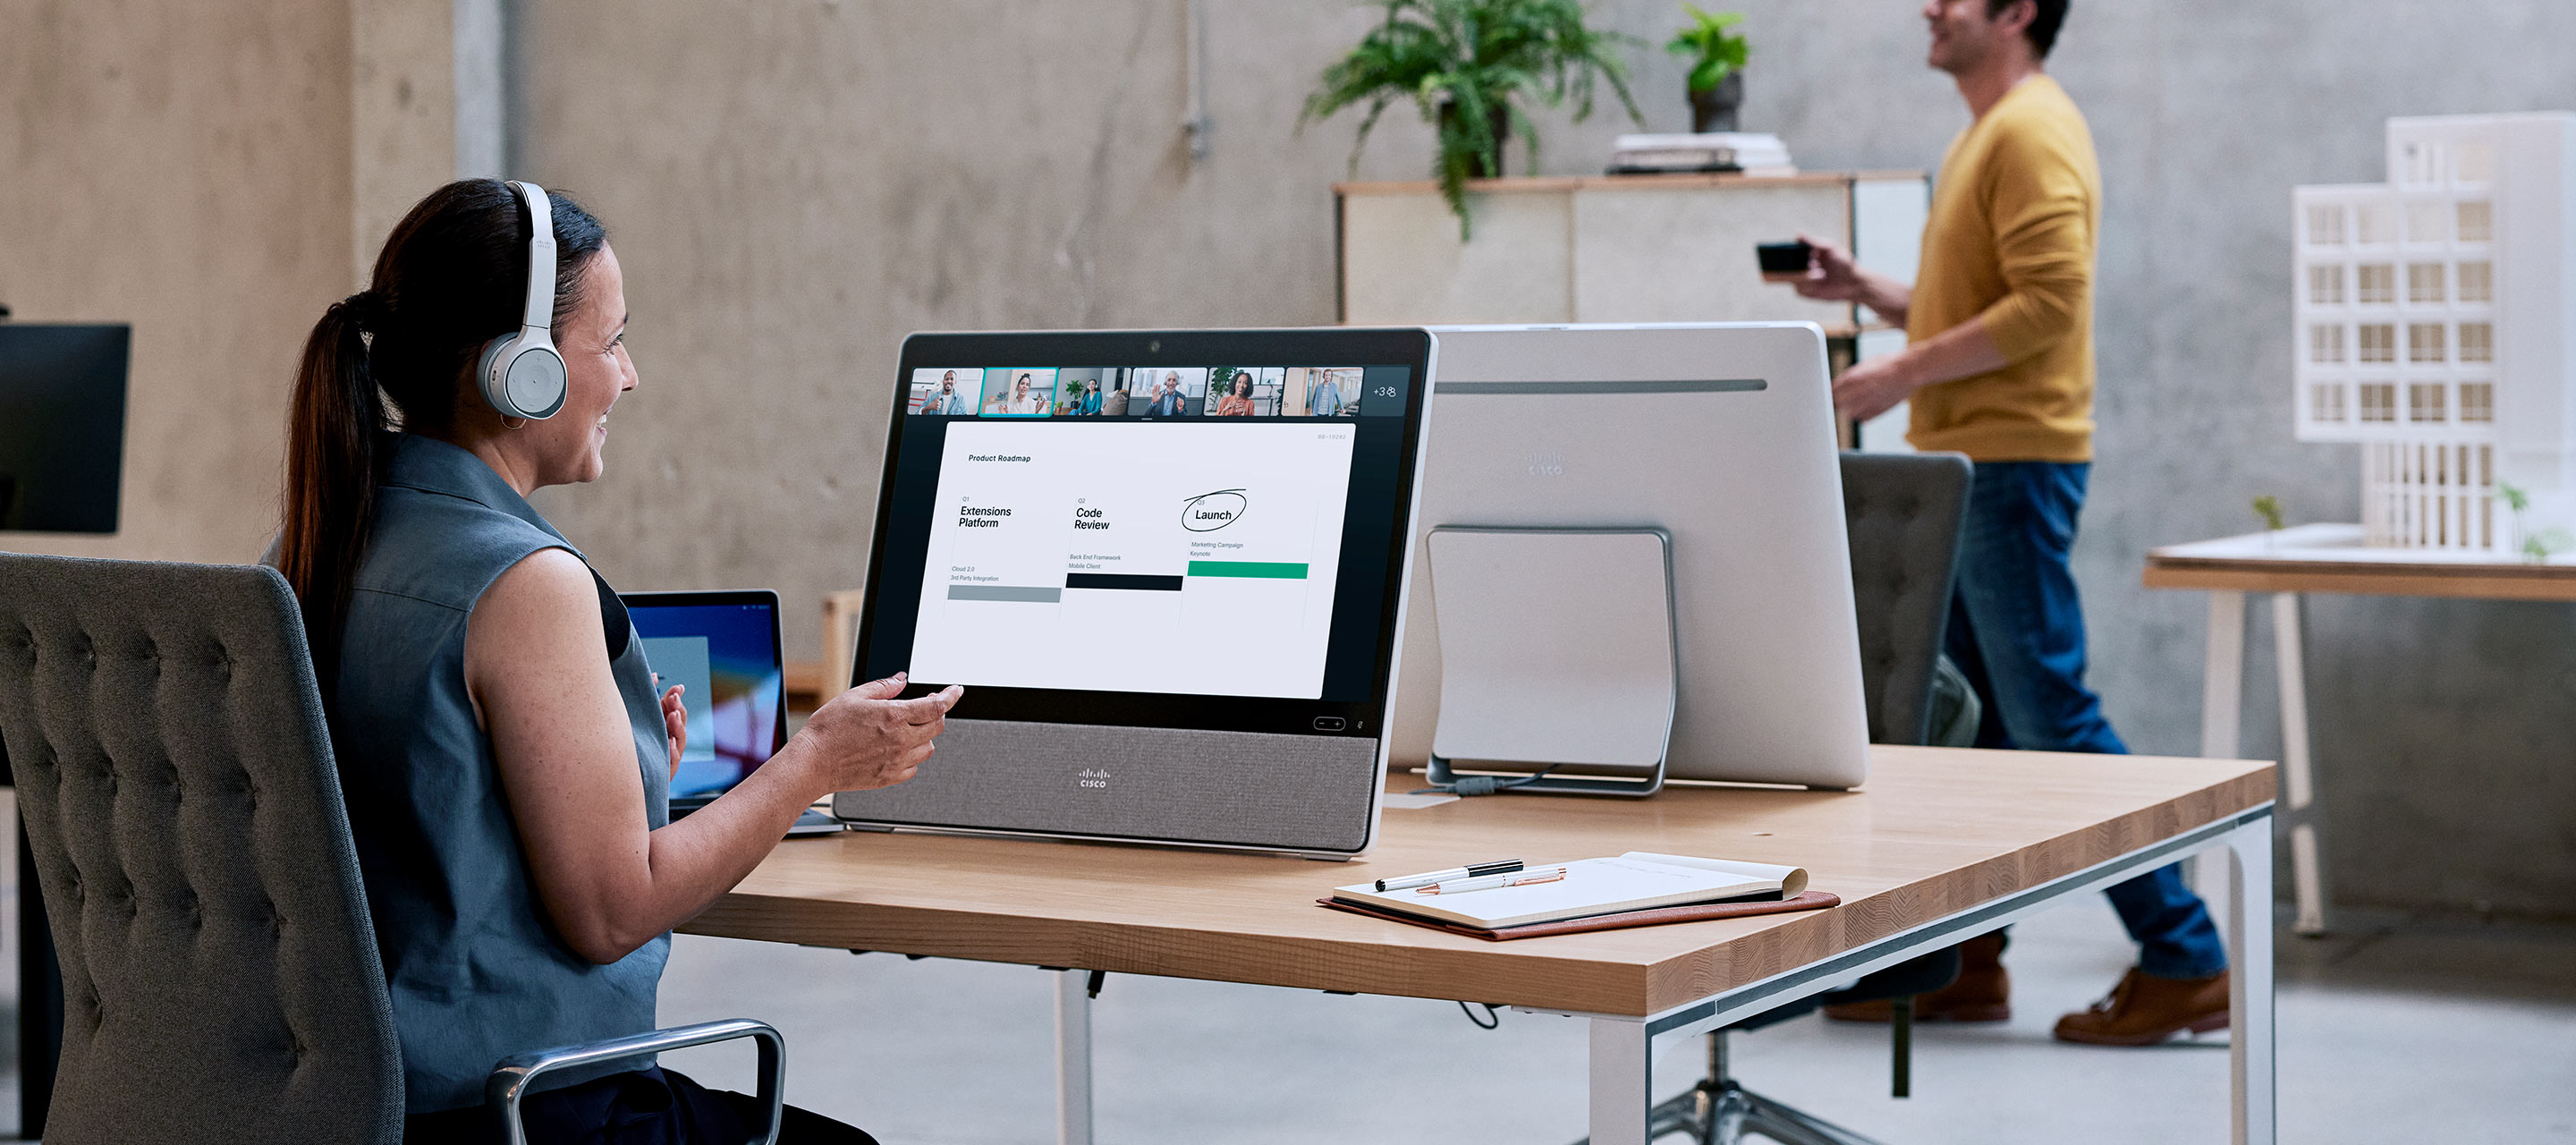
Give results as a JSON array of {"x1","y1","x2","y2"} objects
[
  {"x1": 520, "y1": 0, "x2": 2576, "y2": 917},
  {"x1": 1717, "y1": 0, "x2": 2576, "y2": 919},
  {"x1": 13, "y1": 0, "x2": 2552, "y2": 914},
  {"x1": 1, "y1": 0, "x2": 359, "y2": 564}
]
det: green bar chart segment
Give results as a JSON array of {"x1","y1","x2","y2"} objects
[{"x1": 1186, "y1": 560, "x2": 1309, "y2": 580}]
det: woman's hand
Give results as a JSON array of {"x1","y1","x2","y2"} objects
[
  {"x1": 657, "y1": 680, "x2": 687, "y2": 781},
  {"x1": 783, "y1": 672, "x2": 964, "y2": 797}
]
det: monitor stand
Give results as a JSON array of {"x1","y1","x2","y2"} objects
[{"x1": 1422, "y1": 528, "x2": 1676, "y2": 798}]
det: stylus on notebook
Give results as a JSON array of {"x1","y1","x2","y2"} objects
[
  {"x1": 1413, "y1": 868, "x2": 1569, "y2": 895},
  {"x1": 1374, "y1": 859, "x2": 1524, "y2": 893}
]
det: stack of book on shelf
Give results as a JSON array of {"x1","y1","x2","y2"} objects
[
  {"x1": 1322, "y1": 852, "x2": 1835, "y2": 940},
  {"x1": 1607, "y1": 132, "x2": 1795, "y2": 176}
]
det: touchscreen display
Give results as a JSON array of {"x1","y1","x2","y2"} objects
[
  {"x1": 860, "y1": 334, "x2": 1430, "y2": 737},
  {"x1": 911, "y1": 416, "x2": 1355, "y2": 698}
]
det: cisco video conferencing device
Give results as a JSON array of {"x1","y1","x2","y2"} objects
[
  {"x1": 835, "y1": 328, "x2": 1437, "y2": 857},
  {"x1": 1390, "y1": 323, "x2": 1870, "y2": 792}
]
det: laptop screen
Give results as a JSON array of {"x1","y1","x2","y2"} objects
[
  {"x1": 857, "y1": 328, "x2": 1434, "y2": 739},
  {"x1": 624, "y1": 590, "x2": 787, "y2": 800}
]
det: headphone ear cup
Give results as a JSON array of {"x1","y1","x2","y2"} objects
[
  {"x1": 477, "y1": 335, "x2": 567, "y2": 420},
  {"x1": 504, "y1": 343, "x2": 568, "y2": 420},
  {"x1": 478, "y1": 333, "x2": 522, "y2": 416},
  {"x1": 479, "y1": 330, "x2": 517, "y2": 415}
]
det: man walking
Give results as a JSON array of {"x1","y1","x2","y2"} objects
[{"x1": 1793, "y1": 0, "x2": 2230, "y2": 1045}]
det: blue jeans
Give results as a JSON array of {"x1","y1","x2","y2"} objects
[{"x1": 1945, "y1": 462, "x2": 2228, "y2": 980}]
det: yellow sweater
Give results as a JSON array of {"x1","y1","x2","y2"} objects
[{"x1": 1906, "y1": 74, "x2": 2102, "y2": 462}]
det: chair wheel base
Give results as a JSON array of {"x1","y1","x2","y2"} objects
[{"x1": 1569, "y1": 1070, "x2": 1897, "y2": 1145}]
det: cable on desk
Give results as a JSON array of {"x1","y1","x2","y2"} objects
[
  {"x1": 1457, "y1": 1002, "x2": 1501, "y2": 1030},
  {"x1": 1411, "y1": 763, "x2": 1562, "y2": 797}
]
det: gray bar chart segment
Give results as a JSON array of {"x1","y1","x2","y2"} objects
[{"x1": 948, "y1": 585, "x2": 1063, "y2": 603}]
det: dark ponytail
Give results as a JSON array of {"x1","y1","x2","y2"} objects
[{"x1": 277, "y1": 179, "x2": 607, "y2": 683}]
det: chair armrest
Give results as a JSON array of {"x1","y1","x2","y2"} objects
[{"x1": 487, "y1": 1018, "x2": 784, "y2": 1145}]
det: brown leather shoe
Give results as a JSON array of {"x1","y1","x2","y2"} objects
[
  {"x1": 2053, "y1": 968, "x2": 2231, "y2": 1046},
  {"x1": 1823, "y1": 931, "x2": 2010, "y2": 1023}
]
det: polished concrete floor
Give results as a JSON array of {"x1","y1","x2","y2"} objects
[{"x1": 4, "y1": 832, "x2": 2572, "y2": 1141}]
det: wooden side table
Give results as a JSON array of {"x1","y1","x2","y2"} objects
[{"x1": 2143, "y1": 522, "x2": 2576, "y2": 936}]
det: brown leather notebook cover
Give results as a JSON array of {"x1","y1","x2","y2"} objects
[{"x1": 1318, "y1": 889, "x2": 1841, "y2": 941}]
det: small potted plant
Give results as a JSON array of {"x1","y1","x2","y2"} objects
[
  {"x1": 2497, "y1": 481, "x2": 2572, "y2": 563},
  {"x1": 2251, "y1": 495, "x2": 2284, "y2": 550},
  {"x1": 1667, "y1": 5, "x2": 1750, "y2": 133},
  {"x1": 1302, "y1": 0, "x2": 1641, "y2": 239}
]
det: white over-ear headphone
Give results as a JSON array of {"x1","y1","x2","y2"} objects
[{"x1": 476, "y1": 180, "x2": 569, "y2": 420}]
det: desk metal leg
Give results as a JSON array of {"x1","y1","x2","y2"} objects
[
  {"x1": 1587, "y1": 1018, "x2": 1650, "y2": 1145},
  {"x1": 2271, "y1": 592, "x2": 2328, "y2": 937},
  {"x1": 2194, "y1": 590, "x2": 2248, "y2": 941},
  {"x1": 1054, "y1": 970, "x2": 1094, "y2": 1145},
  {"x1": 2224, "y1": 816, "x2": 2277, "y2": 1145},
  {"x1": 2199, "y1": 590, "x2": 2248, "y2": 759}
]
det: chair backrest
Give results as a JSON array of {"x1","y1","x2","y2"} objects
[
  {"x1": 0, "y1": 553, "x2": 402, "y2": 1143},
  {"x1": 1840, "y1": 452, "x2": 1973, "y2": 747}
]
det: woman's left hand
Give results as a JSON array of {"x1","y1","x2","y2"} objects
[{"x1": 658, "y1": 681, "x2": 687, "y2": 779}]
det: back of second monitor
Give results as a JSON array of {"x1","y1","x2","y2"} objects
[
  {"x1": 0, "y1": 323, "x2": 130, "y2": 534},
  {"x1": 1391, "y1": 322, "x2": 1870, "y2": 791}
]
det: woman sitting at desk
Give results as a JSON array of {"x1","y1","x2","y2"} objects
[{"x1": 275, "y1": 179, "x2": 960, "y2": 1143}]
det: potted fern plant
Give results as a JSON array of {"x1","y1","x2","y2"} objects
[
  {"x1": 1301, "y1": 0, "x2": 1641, "y2": 239},
  {"x1": 1668, "y1": 5, "x2": 1750, "y2": 133}
]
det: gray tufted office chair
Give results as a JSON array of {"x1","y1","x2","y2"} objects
[
  {"x1": 0, "y1": 553, "x2": 784, "y2": 1144},
  {"x1": 1840, "y1": 452, "x2": 1979, "y2": 751},
  {"x1": 1609, "y1": 451, "x2": 1978, "y2": 1145}
]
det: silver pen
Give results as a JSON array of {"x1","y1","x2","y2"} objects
[
  {"x1": 1375, "y1": 859, "x2": 1524, "y2": 893},
  {"x1": 1415, "y1": 868, "x2": 1569, "y2": 895}
]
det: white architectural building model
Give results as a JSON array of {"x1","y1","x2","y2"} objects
[{"x1": 2292, "y1": 113, "x2": 2576, "y2": 553}]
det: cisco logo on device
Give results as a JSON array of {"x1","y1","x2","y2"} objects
[
  {"x1": 1525, "y1": 453, "x2": 1563, "y2": 478},
  {"x1": 1078, "y1": 768, "x2": 1112, "y2": 790}
]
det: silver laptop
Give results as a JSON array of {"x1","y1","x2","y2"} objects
[{"x1": 623, "y1": 589, "x2": 840, "y2": 837}]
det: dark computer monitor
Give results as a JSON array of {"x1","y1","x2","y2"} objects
[{"x1": 0, "y1": 323, "x2": 131, "y2": 533}]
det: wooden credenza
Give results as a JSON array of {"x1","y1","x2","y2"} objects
[{"x1": 1334, "y1": 171, "x2": 1928, "y2": 330}]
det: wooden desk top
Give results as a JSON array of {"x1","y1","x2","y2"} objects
[
  {"x1": 681, "y1": 746, "x2": 2272, "y2": 1017},
  {"x1": 2143, "y1": 523, "x2": 2576, "y2": 601}
]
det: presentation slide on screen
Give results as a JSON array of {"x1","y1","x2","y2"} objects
[{"x1": 909, "y1": 420, "x2": 1356, "y2": 699}]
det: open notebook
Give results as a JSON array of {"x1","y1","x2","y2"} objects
[{"x1": 1330, "y1": 852, "x2": 1809, "y2": 930}]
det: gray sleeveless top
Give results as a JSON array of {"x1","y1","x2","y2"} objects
[{"x1": 329, "y1": 434, "x2": 670, "y2": 1113}]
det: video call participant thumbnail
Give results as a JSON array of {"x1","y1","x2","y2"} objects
[
  {"x1": 982, "y1": 369, "x2": 1053, "y2": 416},
  {"x1": 1056, "y1": 368, "x2": 1107, "y2": 416},
  {"x1": 912, "y1": 368, "x2": 972, "y2": 415},
  {"x1": 1140, "y1": 369, "x2": 1196, "y2": 417},
  {"x1": 1301, "y1": 367, "x2": 1358, "y2": 417},
  {"x1": 1211, "y1": 368, "x2": 1259, "y2": 417}
]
